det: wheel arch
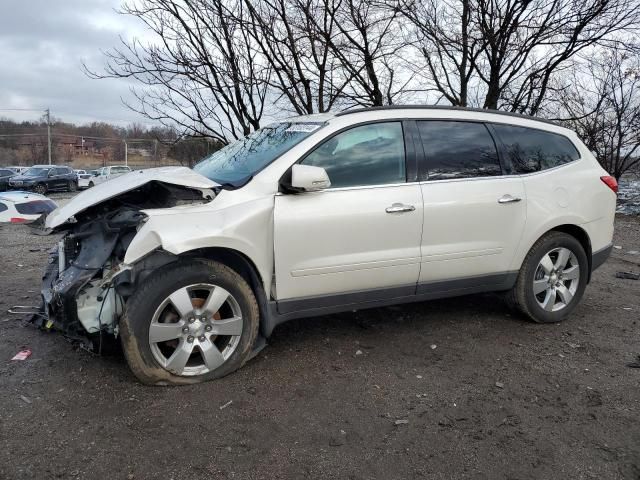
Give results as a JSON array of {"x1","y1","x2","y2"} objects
[
  {"x1": 517, "y1": 224, "x2": 593, "y2": 282},
  {"x1": 181, "y1": 247, "x2": 272, "y2": 338}
]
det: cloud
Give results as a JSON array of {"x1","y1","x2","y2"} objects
[{"x1": 0, "y1": 0, "x2": 157, "y2": 126}]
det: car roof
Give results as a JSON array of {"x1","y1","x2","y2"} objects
[
  {"x1": 0, "y1": 191, "x2": 49, "y2": 202},
  {"x1": 284, "y1": 105, "x2": 569, "y2": 134}
]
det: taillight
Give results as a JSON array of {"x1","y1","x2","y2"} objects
[
  {"x1": 600, "y1": 176, "x2": 618, "y2": 194},
  {"x1": 10, "y1": 217, "x2": 27, "y2": 223}
]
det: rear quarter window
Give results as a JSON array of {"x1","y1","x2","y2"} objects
[
  {"x1": 491, "y1": 124, "x2": 580, "y2": 174},
  {"x1": 0, "y1": 202, "x2": 7, "y2": 213}
]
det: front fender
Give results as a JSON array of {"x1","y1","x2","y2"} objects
[{"x1": 124, "y1": 196, "x2": 275, "y2": 294}]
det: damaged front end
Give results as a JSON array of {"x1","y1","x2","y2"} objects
[{"x1": 32, "y1": 172, "x2": 216, "y2": 352}]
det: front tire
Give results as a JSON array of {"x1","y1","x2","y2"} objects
[
  {"x1": 33, "y1": 183, "x2": 47, "y2": 195},
  {"x1": 68, "y1": 181, "x2": 77, "y2": 192},
  {"x1": 507, "y1": 232, "x2": 588, "y2": 323},
  {"x1": 120, "y1": 259, "x2": 260, "y2": 385}
]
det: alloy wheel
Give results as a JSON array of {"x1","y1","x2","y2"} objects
[
  {"x1": 532, "y1": 247, "x2": 580, "y2": 312},
  {"x1": 149, "y1": 283, "x2": 243, "y2": 376}
]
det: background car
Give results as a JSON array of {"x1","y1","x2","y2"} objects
[
  {"x1": 0, "y1": 168, "x2": 16, "y2": 191},
  {"x1": 6, "y1": 166, "x2": 28, "y2": 175},
  {"x1": 0, "y1": 191, "x2": 58, "y2": 223},
  {"x1": 76, "y1": 170, "x2": 94, "y2": 189},
  {"x1": 88, "y1": 165, "x2": 132, "y2": 187},
  {"x1": 8, "y1": 165, "x2": 78, "y2": 194}
]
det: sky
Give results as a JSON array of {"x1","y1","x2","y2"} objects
[{"x1": 0, "y1": 0, "x2": 156, "y2": 127}]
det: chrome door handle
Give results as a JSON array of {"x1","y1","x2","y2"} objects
[
  {"x1": 386, "y1": 203, "x2": 415, "y2": 213},
  {"x1": 498, "y1": 194, "x2": 522, "y2": 204}
]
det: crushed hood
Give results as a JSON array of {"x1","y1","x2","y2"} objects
[{"x1": 45, "y1": 166, "x2": 218, "y2": 229}]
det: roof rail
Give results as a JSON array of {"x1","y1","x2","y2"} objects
[{"x1": 334, "y1": 105, "x2": 560, "y2": 126}]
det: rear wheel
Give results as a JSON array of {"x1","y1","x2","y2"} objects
[
  {"x1": 68, "y1": 180, "x2": 77, "y2": 192},
  {"x1": 507, "y1": 232, "x2": 588, "y2": 323},
  {"x1": 33, "y1": 183, "x2": 47, "y2": 195},
  {"x1": 88, "y1": 181, "x2": 94, "y2": 188},
  {"x1": 120, "y1": 259, "x2": 260, "y2": 385}
]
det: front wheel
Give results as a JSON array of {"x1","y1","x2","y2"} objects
[
  {"x1": 68, "y1": 181, "x2": 77, "y2": 192},
  {"x1": 507, "y1": 232, "x2": 588, "y2": 323},
  {"x1": 120, "y1": 259, "x2": 260, "y2": 385},
  {"x1": 33, "y1": 183, "x2": 47, "y2": 195}
]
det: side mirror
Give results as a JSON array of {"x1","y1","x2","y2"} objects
[{"x1": 290, "y1": 164, "x2": 331, "y2": 192}]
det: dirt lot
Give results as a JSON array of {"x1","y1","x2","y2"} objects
[{"x1": 1, "y1": 193, "x2": 639, "y2": 480}]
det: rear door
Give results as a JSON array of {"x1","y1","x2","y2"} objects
[
  {"x1": 416, "y1": 120, "x2": 527, "y2": 290},
  {"x1": 273, "y1": 121, "x2": 423, "y2": 307}
]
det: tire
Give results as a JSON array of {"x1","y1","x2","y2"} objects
[
  {"x1": 120, "y1": 258, "x2": 260, "y2": 385},
  {"x1": 68, "y1": 181, "x2": 77, "y2": 192},
  {"x1": 507, "y1": 231, "x2": 588, "y2": 323},
  {"x1": 33, "y1": 183, "x2": 47, "y2": 195},
  {"x1": 88, "y1": 181, "x2": 94, "y2": 188}
]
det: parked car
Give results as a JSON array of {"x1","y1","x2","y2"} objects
[
  {"x1": 6, "y1": 166, "x2": 28, "y2": 175},
  {"x1": 0, "y1": 168, "x2": 16, "y2": 191},
  {"x1": 8, "y1": 165, "x2": 78, "y2": 194},
  {"x1": 76, "y1": 170, "x2": 94, "y2": 189},
  {"x1": 88, "y1": 165, "x2": 132, "y2": 187},
  {"x1": 38, "y1": 106, "x2": 616, "y2": 385},
  {"x1": 0, "y1": 191, "x2": 58, "y2": 223}
]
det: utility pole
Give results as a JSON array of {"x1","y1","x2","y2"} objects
[
  {"x1": 124, "y1": 140, "x2": 128, "y2": 166},
  {"x1": 45, "y1": 108, "x2": 52, "y2": 165}
]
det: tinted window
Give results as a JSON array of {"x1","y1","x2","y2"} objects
[
  {"x1": 52, "y1": 168, "x2": 65, "y2": 175},
  {"x1": 302, "y1": 122, "x2": 405, "y2": 188},
  {"x1": 15, "y1": 199, "x2": 57, "y2": 215},
  {"x1": 24, "y1": 167, "x2": 50, "y2": 177},
  {"x1": 417, "y1": 121, "x2": 501, "y2": 180},
  {"x1": 492, "y1": 125, "x2": 580, "y2": 173},
  {"x1": 111, "y1": 166, "x2": 131, "y2": 174},
  {"x1": 0, "y1": 202, "x2": 7, "y2": 213},
  {"x1": 0, "y1": 169, "x2": 12, "y2": 176}
]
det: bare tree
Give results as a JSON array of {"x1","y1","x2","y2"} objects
[
  {"x1": 320, "y1": 0, "x2": 409, "y2": 106},
  {"x1": 557, "y1": 51, "x2": 640, "y2": 180},
  {"x1": 85, "y1": 0, "x2": 269, "y2": 144},
  {"x1": 401, "y1": 0, "x2": 640, "y2": 114},
  {"x1": 243, "y1": 0, "x2": 351, "y2": 114}
]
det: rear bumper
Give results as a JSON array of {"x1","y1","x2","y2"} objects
[{"x1": 592, "y1": 243, "x2": 613, "y2": 272}]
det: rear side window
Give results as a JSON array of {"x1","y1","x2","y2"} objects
[
  {"x1": 417, "y1": 121, "x2": 501, "y2": 181},
  {"x1": 0, "y1": 202, "x2": 7, "y2": 213},
  {"x1": 491, "y1": 125, "x2": 580, "y2": 173},
  {"x1": 15, "y1": 199, "x2": 57, "y2": 215},
  {"x1": 302, "y1": 122, "x2": 406, "y2": 188}
]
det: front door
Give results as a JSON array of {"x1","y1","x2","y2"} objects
[
  {"x1": 274, "y1": 121, "x2": 423, "y2": 308},
  {"x1": 415, "y1": 120, "x2": 527, "y2": 288}
]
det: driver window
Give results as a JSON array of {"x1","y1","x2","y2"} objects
[{"x1": 301, "y1": 122, "x2": 406, "y2": 188}]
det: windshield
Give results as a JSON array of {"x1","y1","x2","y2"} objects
[
  {"x1": 24, "y1": 167, "x2": 50, "y2": 177},
  {"x1": 194, "y1": 122, "x2": 325, "y2": 186}
]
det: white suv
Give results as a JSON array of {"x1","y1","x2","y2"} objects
[
  {"x1": 89, "y1": 165, "x2": 132, "y2": 187},
  {"x1": 41, "y1": 106, "x2": 616, "y2": 385}
]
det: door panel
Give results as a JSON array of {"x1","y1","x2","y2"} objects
[
  {"x1": 274, "y1": 184, "x2": 423, "y2": 301},
  {"x1": 419, "y1": 176, "x2": 526, "y2": 283}
]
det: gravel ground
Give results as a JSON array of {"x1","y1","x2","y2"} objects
[{"x1": 1, "y1": 193, "x2": 639, "y2": 480}]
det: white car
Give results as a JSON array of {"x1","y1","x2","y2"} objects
[
  {"x1": 0, "y1": 191, "x2": 57, "y2": 223},
  {"x1": 6, "y1": 166, "x2": 28, "y2": 175},
  {"x1": 39, "y1": 106, "x2": 616, "y2": 384},
  {"x1": 76, "y1": 170, "x2": 94, "y2": 189},
  {"x1": 88, "y1": 165, "x2": 132, "y2": 187}
]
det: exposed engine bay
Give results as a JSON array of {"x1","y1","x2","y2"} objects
[{"x1": 33, "y1": 181, "x2": 214, "y2": 351}]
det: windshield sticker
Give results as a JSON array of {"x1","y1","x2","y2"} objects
[{"x1": 285, "y1": 124, "x2": 321, "y2": 133}]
